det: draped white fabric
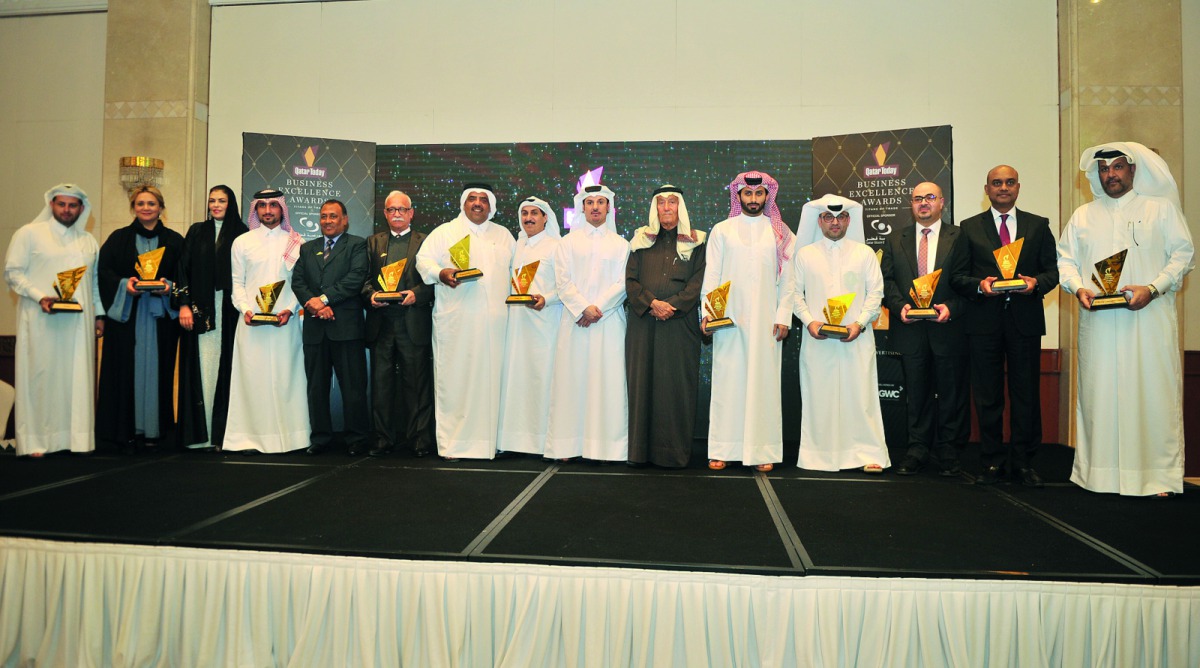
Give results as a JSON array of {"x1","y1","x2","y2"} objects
[{"x1": 1, "y1": 537, "x2": 1197, "y2": 667}]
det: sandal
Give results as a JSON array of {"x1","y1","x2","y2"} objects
[
  {"x1": 708, "y1": 459, "x2": 727, "y2": 470},
  {"x1": 863, "y1": 463, "x2": 884, "y2": 474},
  {"x1": 754, "y1": 463, "x2": 774, "y2": 472}
]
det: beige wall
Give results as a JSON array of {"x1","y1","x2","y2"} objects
[
  {"x1": 1184, "y1": 0, "x2": 1200, "y2": 349},
  {"x1": 205, "y1": 0, "x2": 1061, "y2": 344},
  {"x1": 0, "y1": 11, "x2": 107, "y2": 336}
]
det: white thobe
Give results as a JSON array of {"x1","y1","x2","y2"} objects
[
  {"x1": 224, "y1": 225, "x2": 310, "y2": 453},
  {"x1": 545, "y1": 225, "x2": 631, "y2": 460},
  {"x1": 4, "y1": 221, "x2": 103, "y2": 455},
  {"x1": 416, "y1": 216, "x2": 515, "y2": 459},
  {"x1": 792, "y1": 237, "x2": 890, "y2": 471},
  {"x1": 496, "y1": 233, "x2": 563, "y2": 455},
  {"x1": 1057, "y1": 191, "x2": 1194, "y2": 495},
  {"x1": 702, "y1": 215, "x2": 796, "y2": 466}
]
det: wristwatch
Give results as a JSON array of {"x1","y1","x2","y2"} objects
[{"x1": 1148, "y1": 284, "x2": 1161, "y2": 300}]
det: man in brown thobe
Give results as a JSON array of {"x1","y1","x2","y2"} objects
[{"x1": 625, "y1": 185, "x2": 708, "y2": 468}]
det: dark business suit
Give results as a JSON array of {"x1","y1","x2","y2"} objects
[
  {"x1": 362, "y1": 230, "x2": 435, "y2": 454},
  {"x1": 291, "y1": 232, "x2": 370, "y2": 450},
  {"x1": 880, "y1": 222, "x2": 970, "y2": 466},
  {"x1": 950, "y1": 208, "x2": 1058, "y2": 471}
]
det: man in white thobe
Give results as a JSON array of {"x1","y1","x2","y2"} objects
[
  {"x1": 1057, "y1": 142, "x2": 1194, "y2": 496},
  {"x1": 702, "y1": 171, "x2": 795, "y2": 473},
  {"x1": 545, "y1": 184, "x2": 631, "y2": 461},
  {"x1": 496, "y1": 197, "x2": 563, "y2": 455},
  {"x1": 416, "y1": 183, "x2": 515, "y2": 460},
  {"x1": 224, "y1": 189, "x2": 310, "y2": 454},
  {"x1": 792, "y1": 195, "x2": 889, "y2": 473},
  {"x1": 4, "y1": 184, "x2": 105, "y2": 457}
]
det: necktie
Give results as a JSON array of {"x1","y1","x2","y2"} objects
[
  {"x1": 324, "y1": 237, "x2": 334, "y2": 262},
  {"x1": 999, "y1": 213, "x2": 1011, "y2": 246},
  {"x1": 918, "y1": 228, "x2": 930, "y2": 276}
]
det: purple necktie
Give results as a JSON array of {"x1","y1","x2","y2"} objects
[
  {"x1": 999, "y1": 213, "x2": 1011, "y2": 246},
  {"x1": 918, "y1": 228, "x2": 930, "y2": 276}
]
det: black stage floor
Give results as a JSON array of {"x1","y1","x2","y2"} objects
[{"x1": 1, "y1": 443, "x2": 1196, "y2": 586}]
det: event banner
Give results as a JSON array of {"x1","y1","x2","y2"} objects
[
  {"x1": 242, "y1": 133, "x2": 376, "y2": 241},
  {"x1": 376, "y1": 139, "x2": 814, "y2": 439},
  {"x1": 811, "y1": 125, "x2": 954, "y2": 251}
]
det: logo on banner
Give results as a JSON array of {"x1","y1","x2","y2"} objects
[
  {"x1": 862, "y1": 143, "x2": 900, "y2": 179},
  {"x1": 292, "y1": 145, "x2": 329, "y2": 180},
  {"x1": 878, "y1": 383, "x2": 904, "y2": 401}
]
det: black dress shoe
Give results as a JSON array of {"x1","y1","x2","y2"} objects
[
  {"x1": 347, "y1": 442, "x2": 366, "y2": 457},
  {"x1": 1018, "y1": 467, "x2": 1044, "y2": 488},
  {"x1": 894, "y1": 456, "x2": 923, "y2": 476},
  {"x1": 411, "y1": 447, "x2": 430, "y2": 458},
  {"x1": 626, "y1": 460, "x2": 648, "y2": 469},
  {"x1": 305, "y1": 444, "x2": 325, "y2": 455},
  {"x1": 368, "y1": 444, "x2": 392, "y2": 457},
  {"x1": 242, "y1": 448, "x2": 261, "y2": 457},
  {"x1": 976, "y1": 465, "x2": 1004, "y2": 485},
  {"x1": 938, "y1": 463, "x2": 963, "y2": 477}
]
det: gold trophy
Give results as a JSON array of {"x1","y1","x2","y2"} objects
[
  {"x1": 374, "y1": 258, "x2": 408, "y2": 303},
  {"x1": 448, "y1": 235, "x2": 483, "y2": 282},
  {"x1": 134, "y1": 247, "x2": 168, "y2": 292},
  {"x1": 249, "y1": 280, "x2": 287, "y2": 325},
  {"x1": 50, "y1": 266, "x2": 87, "y2": 313},
  {"x1": 819, "y1": 293, "x2": 856, "y2": 339},
  {"x1": 1089, "y1": 249, "x2": 1130, "y2": 310},
  {"x1": 704, "y1": 281, "x2": 736, "y2": 331},
  {"x1": 506, "y1": 260, "x2": 540, "y2": 305},
  {"x1": 907, "y1": 268, "x2": 941, "y2": 320},
  {"x1": 991, "y1": 238, "x2": 1027, "y2": 292}
]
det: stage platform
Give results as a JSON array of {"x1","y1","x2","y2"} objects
[{"x1": 1, "y1": 442, "x2": 1196, "y2": 586}]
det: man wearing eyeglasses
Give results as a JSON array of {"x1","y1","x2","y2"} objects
[
  {"x1": 880, "y1": 181, "x2": 970, "y2": 477},
  {"x1": 949, "y1": 166, "x2": 1058, "y2": 487},
  {"x1": 362, "y1": 190, "x2": 435, "y2": 457}
]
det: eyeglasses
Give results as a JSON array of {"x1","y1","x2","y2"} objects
[
  {"x1": 818, "y1": 212, "x2": 850, "y2": 222},
  {"x1": 911, "y1": 194, "x2": 941, "y2": 204},
  {"x1": 385, "y1": 206, "x2": 413, "y2": 215}
]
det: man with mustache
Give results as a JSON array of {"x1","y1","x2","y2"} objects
[
  {"x1": 1056, "y1": 142, "x2": 1194, "y2": 497},
  {"x1": 416, "y1": 183, "x2": 515, "y2": 460},
  {"x1": 880, "y1": 181, "x2": 970, "y2": 477}
]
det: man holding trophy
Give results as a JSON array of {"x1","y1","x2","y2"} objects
[
  {"x1": 223, "y1": 189, "x2": 310, "y2": 454},
  {"x1": 792, "y1": 195, "x2": 889, "y2": 473},
  {"x1": 4, "y1": 184, "x2": 104, "y2": 457},
  {"x1": 701, "y1": 171, "x2": 795, "y2": 473},
  {"x1": 881, "y1": 181, "x2": 970, "y2": 477},
  {"x1": 496, "y1": 196, "x2": 562, "y2": 456},
  {"x1": 363, "y1": 190, "x2": 435, "y2": 458},
  {"x1": 416, "y1": 183, "x2": 515, "y2": 460},
  {"x1": 951, "y1": 166, "x2": 1058, "y2": 487},
  {"x1": 1057, "y1": 142, "x2": 1194, "y2": 497}
]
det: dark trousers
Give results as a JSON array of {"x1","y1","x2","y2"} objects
[
  {"x1": 303, "y1": 338, "x2": 370, "y2": 448},
  {"x1": 902, "y1": 345, "x2": 968, "y2": 465},
  {"x1": 970, "y1": 315, "x2": 1042, "y2": 471},
  {"x1": 370, "y1": 319, "x2": 434, "y2": 453}
]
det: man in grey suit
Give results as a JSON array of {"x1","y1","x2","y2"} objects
[
  {"x1": 292, "y1": 199, "x2": 371, "y2": 455},
  {"x1": 362, "y1": 191, "x2": 435, "y2": 457}
]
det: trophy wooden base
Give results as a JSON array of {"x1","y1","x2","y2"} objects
[
  {"x1": 249, "y1": 313, "x2": 281, "y2": 326},
  {"x1": 375, "y1": 291, "x2": 405, "y2": 303},
  {"x1": 454, "y1": 268, "x2": 483, "y2": 282},
  {"x1": 134, "y1": 280, "x2": 167, "y2": 292},
  {"x1": 992, "y1": 278, "x2": 1027, "y2": 292},
  {"x1": 818, "y1": 324, "x2": 849, "y2": 339},
  {"x1": 907, "y1": 307, "x2": 938, "y2": 320},
  {"x1": 1091, "y1": 293, "x2": 1130, "y2": 310},
  {"x1": 506, "y1": 294, "x2": 535, "y2": 305},
  {"x1": 49, "y1": 300, "x2": 83, "y2": 313},
  {"x1": 707, "y1": 317, "x2": 736, "y2": 332}
]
